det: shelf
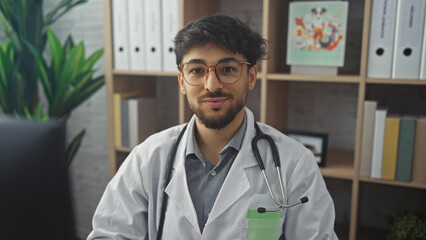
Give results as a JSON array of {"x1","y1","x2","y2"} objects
[
  {"x1": 320, "y1": 149, "x2": 354, "y2": 180},
  {"x1": 267, "y1": 73, "x2": 361, "y2": 83},
  {"x1": 116, "y1": 146, "x2": 132, "y2": 153},
  {"x1": 367, "y1": 78, "x2": 426, "y2": 85},
  {"x1": 359, "y1": 177, "x2": 426, "y2": 190}
]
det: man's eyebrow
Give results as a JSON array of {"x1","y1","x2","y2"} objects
[
  {"x1": 187, "y1": 59, "x2": 206, "y2": 64},
  {"x1": 187, "y1": 57, "x2": 240, "y2": 64}
]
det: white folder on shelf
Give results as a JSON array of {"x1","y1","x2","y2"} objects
[
  {"x1": 161, "y1": 0, "x2": 180, "y2": 72},
  {"x1": 392, "y1": 0, "x2": 426, "y2": 79},
  {"x1": 144, "y1": 0, "x2": 163, "y2": 71},
  {"x1": 112, "y1": 0, "x2": 130, "y2": 70},
  {"x1": 371, "y1": 109, "x2": 387, "y2": 179},
  {"x1": 367, "y1": 0, "x2": 397, "y2": 78},
  {"x1": 420, "y1": 7, "x2": 426, "y2": 79},
  {"x1": 128, "y1": 0, "x2": 146, "y2": 71}
]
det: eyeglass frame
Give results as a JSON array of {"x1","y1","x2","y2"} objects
[{"x1": 178, "y1": 58, "x2": 252, "y2": 86}]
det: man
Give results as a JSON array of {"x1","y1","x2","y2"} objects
[{"x1": 88, "y1": 14, "x2": 337, "y2": 240}]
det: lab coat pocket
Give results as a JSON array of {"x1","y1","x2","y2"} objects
[{"x1": 240, "y1": 210, "x2": 285, "y2": 240}]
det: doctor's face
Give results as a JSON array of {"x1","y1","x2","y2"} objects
[{"x1": 178, "y1": 43, "x2": 257, "y2": 130}]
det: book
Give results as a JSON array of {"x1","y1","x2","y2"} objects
[
  {"x1": 412, "y1": 118, "x2": 426, "y2": 183},
  {"x1": 121, "y1": 98, "x2": 130, "y2": 148},
  {"x1": 287, "y1": 1, "x2": 349, "y2": 67},
  {"x1": 371, "y1": 109, "x2": 387, "y2": 179},
  {"x1": 395, "y1": 116, "x2": 416, "y2": 182},
  {"x1": 360, "y1": 101, "x2": 378, "y2": 177},
  {"x1": 127, "y1": 97, "x2": 157, "y2": 148},
  {"x1": 381, "y1": 117, "x2": 400, "y2": 180},
  {"x1": 113, "y1": 92, "x2": 141, "y2": 148}
]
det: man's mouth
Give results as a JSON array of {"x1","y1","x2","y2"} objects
[{"x1": 202, "y1": 97, "x2": 228, "y2": 108}]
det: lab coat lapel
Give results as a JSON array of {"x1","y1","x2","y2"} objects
[
  {"x1": 206, "y1": 108, "x2": 258, "y2": 224},
  {"x1": 164, "y1": 118, "x2": 201, "y2": 236}
]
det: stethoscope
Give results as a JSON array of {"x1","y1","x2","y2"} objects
[{"x1": 156, "y1": 122, "x2": 309, "y2": 239}]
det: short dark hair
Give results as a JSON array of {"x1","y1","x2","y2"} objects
[{"x1": 174, "y1": 14, "x2": 267, "y2": 68}]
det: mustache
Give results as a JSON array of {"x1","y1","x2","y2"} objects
[{"x1": 199, "y1": 91, "x2": 233, "y2": 100}]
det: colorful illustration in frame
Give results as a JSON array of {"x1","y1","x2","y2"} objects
[{"x1": 287, "y1": 1, "x2": 349, "y2": 66}]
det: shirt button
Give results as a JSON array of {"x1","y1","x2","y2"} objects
[{"x1": 211, "y1": 171, "x2": 216, "y2": 176}]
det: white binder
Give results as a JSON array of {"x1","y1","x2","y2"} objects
[
  {"x1": 392, "y1": 0, "x2": 426, "y2": 79},
  {"x1": 112, "y1": 0, "x2": 130, "y2": 70},
  {"x1": 367, "y1": 0, "x2": 397, "y2": 78},
  {"x1": 420, "y1": 7, "x2": 426, "y2": 79},
  {"x1": 371, "y1": 109, "x2": 387, "y2": 179},
  {"x1": 128, "y1": 0, "x2": 146, "y2": 71},
  {"x1": 144, "y1": 0, "x2": 163, "y2": 71},
  {"x1": 161, "y1": 0, "x2": 180, "y2": 72}
]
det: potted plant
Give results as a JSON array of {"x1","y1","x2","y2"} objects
[
  {"x1": 386, "y1": 208, "x2": 426, "y2": 240},
  {"x1": 0, "y1": 0, "x2": 104, "y2": 164}
]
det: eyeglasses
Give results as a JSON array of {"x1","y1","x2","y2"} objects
[{"x1": 179, "y1": 59, "x2": 251, "y2": 86}]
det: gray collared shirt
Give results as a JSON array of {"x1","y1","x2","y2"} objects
[{"x1": 184, "y1": 114, "x2": 247, "y2": 232}]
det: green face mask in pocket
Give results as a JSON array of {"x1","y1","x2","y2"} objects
[{"x1": 241, "y1": 209, "x2": 284, "y2": 240}]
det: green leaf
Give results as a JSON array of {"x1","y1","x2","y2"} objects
[
  {"x1": 46, "y1": 28, "x2": 64, "y2": 85},
  {"x1": 73, "y1": 69, "x2": 95, "y2": 89},
  {"x1": 82, "y1": 49, "x2": 103, "y2": 71},
  {"x1": 64, "y1": 35, "x2": 75, "y2": 55},
  {"x1": 24, "y1": 40, "x2": 53, "y2": 102},
  {"x1": 60, "y1": 76, "x2": 104, "y2": 116},
  {"x1": 59, "y1": 42, "x2": 85, "y2": 85},
  {"x1": 0, "y1": 7, "x2": 22, "y2": 52},
  {"x1": 23, "y1": 106, "x2": 32, "y2": 120},
  {"x1": 65, "y1": 129, "x2": 86, "y2": 166}
]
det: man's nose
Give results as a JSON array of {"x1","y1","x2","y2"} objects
[{"x1": 204, "y1": 67, "x2": 223, "y2": 92}]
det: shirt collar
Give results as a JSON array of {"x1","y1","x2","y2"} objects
[{"x1": 185, "y1": 113, "x2": 247, "y2": 161}]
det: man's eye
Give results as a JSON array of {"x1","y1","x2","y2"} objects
[
  {"x1": 222, "y1": 66, "x2": 236, "y2": 73},
  {"x1": 189, "y1": 68, "x2": 204, "y2": 75}
]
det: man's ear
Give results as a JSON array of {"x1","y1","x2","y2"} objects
[
  {"x1": 178, "y1": 71, "x2": 187, "y2": 95},
  {"x1": 248, "y1": 65, "x2": 258, "y2": 90}
]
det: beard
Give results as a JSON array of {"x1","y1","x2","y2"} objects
[{"x1": 188, "y1": 89, "x2": 247, "y2": 130}]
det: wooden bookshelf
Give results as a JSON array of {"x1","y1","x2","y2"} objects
[
  {"x1": 103, "y1": 0, "x2": 426, "y2": 239},
  {"x1": 321, "y1": 149, "x2": 354, "y2": 180}
]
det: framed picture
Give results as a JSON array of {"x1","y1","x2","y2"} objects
[
  {"x1": 283, "y1": 130, "x2": 328, "y2": 167},
  {"x1": 287, "y1": 1, "x2": 349, "y2": 66}
]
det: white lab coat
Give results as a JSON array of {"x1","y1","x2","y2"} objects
[{"x1": 88, "y1": 108, "x2": 338, "y2": 240}]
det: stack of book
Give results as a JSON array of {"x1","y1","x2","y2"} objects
[
  {"x1": 112, "y1": 0, "x2": 179, "y2": 72},
  {"x1": 367, "y1": 0, "x2": 426, "y2": 79},
  {"x1": 113, "y1": 92, "x2": 157, "y2": 149},
  {"x1": 359, "y1": 101, "x2": 426, "y2": 183}
]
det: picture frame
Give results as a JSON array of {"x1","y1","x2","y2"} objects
[
  {"x1": 283, "y1": 129, "x2": 328, "y2": 167},
  {"x1": 287, "y1": 1, "x2": 349, "y2": 66}
]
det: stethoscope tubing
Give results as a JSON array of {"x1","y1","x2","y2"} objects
[{"x1": 157, "y1": 124, "x2": 188, "y2": 240}]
